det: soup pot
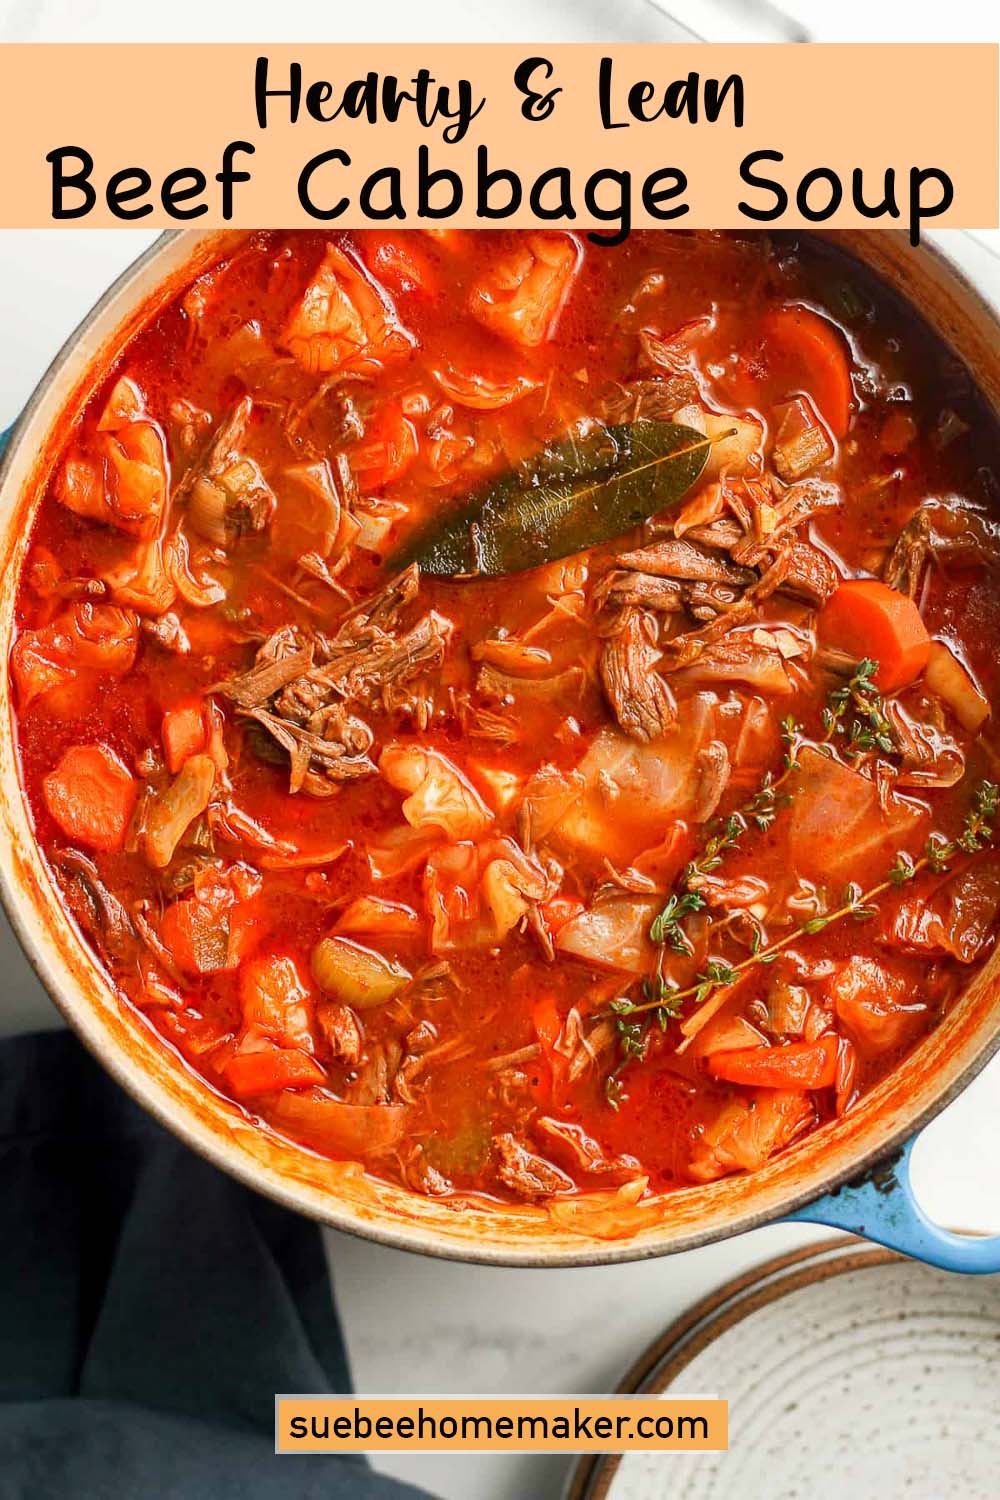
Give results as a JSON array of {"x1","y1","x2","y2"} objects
[{"x1": 1, "y1": 228, "x2": 999, "y2": 1271}]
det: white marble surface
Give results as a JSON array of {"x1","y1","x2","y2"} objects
[{"x1": 2, "y1": 5, "x2": 1000, "y2": 1498}]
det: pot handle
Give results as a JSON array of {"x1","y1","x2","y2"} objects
[{"x1": 785, "y1": 1136, "x2": 1000, "y2": 1273}]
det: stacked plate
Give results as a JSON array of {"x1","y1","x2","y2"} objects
[{"x1": 567, "y1": 1238, "x2": 1000, "y2": 1500}]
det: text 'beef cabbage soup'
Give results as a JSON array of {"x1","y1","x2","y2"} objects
[{"x1": 11, "y1": 229, "x2": 1000, "y2": 1206}]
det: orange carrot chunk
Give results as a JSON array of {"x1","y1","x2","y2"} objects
[
  {"x1": 819, "y1": 579, "x2": 931, "y2": 692},
  {"x1": 762, "y1": 304, "x2": 853, "y2": 439},
  {"x1": 707, "y1": 1035, "x2": 838, "y2": 1090},
  {"x1": 223, "y1": 1047, "x2": 326, "y2": 1099},
  {"x1": 43, "y1": 743, "x2": 137, "y2": 852},
  {"x1": 162, "y1": 698, "x2": 206, "y2": 774}
]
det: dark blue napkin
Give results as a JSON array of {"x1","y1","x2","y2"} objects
[{"x1": 0, "y1": 1029, "x2": 434, "y2": 1499}]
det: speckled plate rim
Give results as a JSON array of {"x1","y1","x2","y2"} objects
[{"x1": 565, "y1": 1236, "x2": 913, "y2": 1500}]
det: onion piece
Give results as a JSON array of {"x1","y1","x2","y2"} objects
[
  {"x1": 430, "y1": 362, "x2": 538, "y2": 411},
  {"x1": 268, "y1": 1090, "x2": 413, "y2": 1157},
  {"x1": 140, "y1": 754, "x2": 216, "y2": 869},
  {"x1": 379, "y1": 743, "x2": 493, "y2": 840},
  {"x1": 924, "y1": 640, "x2": 990, "y2": 732}
]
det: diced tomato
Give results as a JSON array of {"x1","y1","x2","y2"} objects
[
  {"x1": 359, "y1": 233, "x2": 437, "y2": 297},
  {"x1": 43, "y1": 744, "x2": 137, "y2": 852},
  {"x1": 688, "y1": 1089, "x2": 815, "y2": 1182},
  {"x1": 819, "y1": 579, "x2": 931, "y2": 691},
  {"x1": 706, "y1": 1035, "x2": 838, "y2": 1090},
  {"x1": 159, "y1": 866, "x2": 261, "y2": 976},
  {"x1": 828, "y1": 955, "x2": 924, "y2": 1057},
  {"x1": 351, "y1": 401, "x2": 419, "y2": 487},
  {"x1": 239, "y1": 952, "x2": 315, "y2": 1052},
  {"x1": 223, "y1": 1046, "x2": 326, "y2": 1099},
  {"x1": 538, "y1": 896, "x2": 585, "y2": 937},
  {"x1": 162, "y1": 697, "x2": 207, "y2": 774}
]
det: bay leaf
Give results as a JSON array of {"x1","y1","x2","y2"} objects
[{"x1": 394, "y1": 420, "x2": 714, "y2": 577}]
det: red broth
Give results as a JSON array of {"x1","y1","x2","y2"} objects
[{"x1": 11, "y1": 230, "x2": 1000, "y2": 1201}]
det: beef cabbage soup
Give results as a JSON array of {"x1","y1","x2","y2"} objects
[{"x1": 11, "y1": 229, "x2": 1000, "y2": 1205}]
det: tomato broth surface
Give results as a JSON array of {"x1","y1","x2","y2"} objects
[{"x1": 11, "y1": 229, "x2": 1000, "y2": 1204}]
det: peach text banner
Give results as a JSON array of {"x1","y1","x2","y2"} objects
[
  {"x1": 275, "y1": 1396, "x2": 728, "y2": 1453},
  {"x1": 0, "y1": 44, "x2": 995, "y2": 231}
]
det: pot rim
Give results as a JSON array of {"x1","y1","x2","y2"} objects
[{"x1": 2, "y1": 227, "x2": 1000, "y2": 1267}]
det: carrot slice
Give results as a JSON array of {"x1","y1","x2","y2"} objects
[
  {"x1": 531, "y1": 992, "x2": 568, "y2": 1099},
  {"x1": 707, "y1": 1035, "x2": 838, "y2": 1090},
  {"x1": 162, "y1": 698, "x2": 206, "y2": 774},
  {"x1": 819, "y1": 579, "x2": 931, "y2": 691},
  {"x1": 532, "y1": 992, "x2": 562, "y2": 1054},
  {"x1": 761, "y1": 304, "x2": 853, "y2": 438},
  {"x1": 223, "y1": 1047, "x2": 326, "y2": 1099},
  {"x1": 43, "y1": 743, "x2": 137, "y2": 852}
]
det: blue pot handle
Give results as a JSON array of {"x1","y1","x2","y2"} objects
[{"x1": 785, "y1": 1135, "x2": 1000, "y2": 1273}]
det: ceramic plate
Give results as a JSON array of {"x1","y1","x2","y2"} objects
[{"x1": 568, "y1": 1238, "x2": 1000, "y2": 1500}]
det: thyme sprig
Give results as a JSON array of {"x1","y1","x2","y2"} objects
[
  {"x1": 603, "y1": 779, "x2": 998, "y2": 1105},
  {"x1": 825, "y1": 657, "x2": 897, "y2": 758},
  {"x1": 621, "y1": 779, "x2": 998, "y2": 1028},
  {"x1": 604, "y1": 1002, "x2": 673, "y2": 1110},
  {"x1": 648, "y1": 658, "x2": 897, "y2": 958}
]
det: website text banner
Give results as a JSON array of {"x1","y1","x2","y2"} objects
[
  {"x1": 275, "y1": 1396, "x2": 728, "y2": 1454},
  {"x1": 0, "y1": 45, "x2": 996, "y2": 240}
]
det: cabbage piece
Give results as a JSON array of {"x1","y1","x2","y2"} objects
[
  {"x1": 282, "y1": 243, "x2": 415, "y2": 375},
  {"x1": 554, "y1": 897, "x2": 660, "y2": 975},
  {"x1": 11, "y1": 602, "x2": 138, "y2": 707},
  {"x1": 468, "y1": 233, "x2": 581, "y2": 348},
  {"x1": 687, "y1": 1090, "x2": 815, "y2": 1182},
  {"x1": 551, "y1": 699, "x2": 716, "y2": 865},
  {"x1": 893, "y1": 859, "x2": 1000, "y2": 964},
  {"x1": 272, "y1": 460, "x2": 343, "y2": 561},
  {"x1": 672, "y1": 403, "x2": 763, "y2": 480},
  {"x1": 828, "y1": 955, "x2": 926, "y2": 1056},
  {"x1": 424, "y1": 836, "x2": 550, "y2": 951},
  {"x1": 268, "y1": 1091, "x2": 413, "y2": 1158},
  {"x1": 787, "y1": 746, "x2": 926, "y2": 886},
  {"x1": 336, "y1": 896, "x2": 421, "y2": 937},
  {"x1": 57, "y1": 377, "x2": 168, "y2": 535},
  {"x1": 104, "y1": 536, "x2": 178, "y2": 616},
  {"x1": 367, "y1": 824, "x2": 442, "y2": 882},
  {"x1": 379, "y1": 743, "x2": 493, "y2": 840},
  {"x1": 430, "y1": 361, "x2": 538, "y2": 410}
]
